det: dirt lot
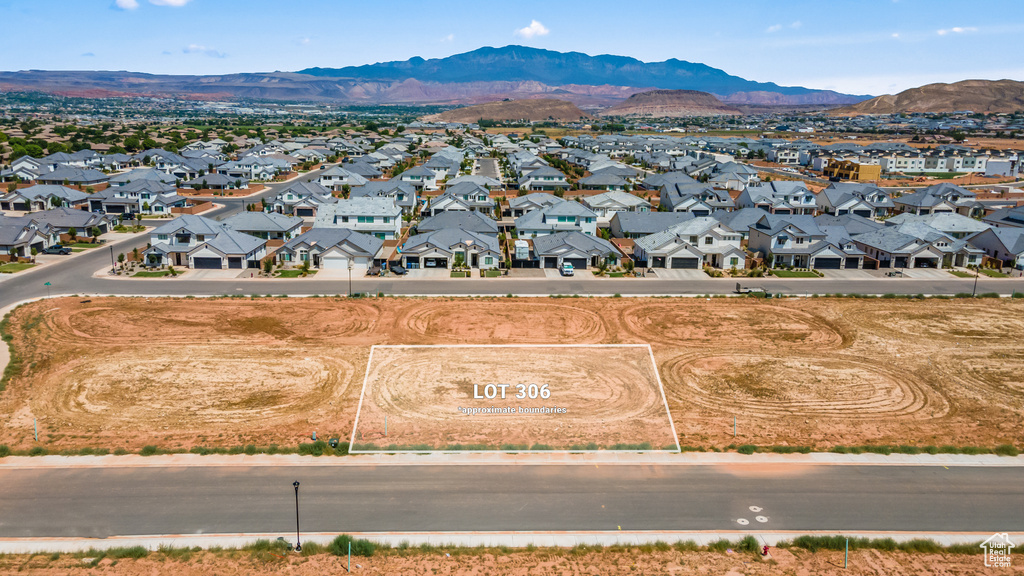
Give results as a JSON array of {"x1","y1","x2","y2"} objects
[
  {"x1": 0, "y1": 548, "x2": 1012, "y2": 575},
  {"x1": 353, "y1": 345, "x2": 675, "y2": 450},
  {"x1": 1, "y1": 296, "x2": 1023, "y2": 451}
]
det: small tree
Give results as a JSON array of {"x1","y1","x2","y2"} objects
[
  {"x1": 90, "y1": 226, "x2": 101, "y2": 242},
  {"x1": 142, "y1": 201, "x2": 150, "y2": 213},
  {"x1": 68, "y1": 227, "x2": 77, "y2": 242},
  {"x1": 300, "y1": 259, "x2": 311, "y2": 276},
  {"x1": 117, "y1": 252, "x2": 125, "y2": 267},
  {"x1": 30, "y1": 247, "x2": 37, "y2": 261},
  {"x1": 132, "y1": 247, "x2": 140, "y2": 262},
  {"x1": 6, "y1": 183, "x2": 15, "y2": 193},
  {"x1": 263, "y1": 258, "x2": 273, "y2": 275},
  {"x1": 452, "y1": 253, "x2": 466, "y2": 270},
  {"x1": 342, "y1": 184, "x2": 351, "y2": 198}
]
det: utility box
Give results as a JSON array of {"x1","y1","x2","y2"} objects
[{"x1": 514, "y1": 240, "x2": 529, "y2": 260}]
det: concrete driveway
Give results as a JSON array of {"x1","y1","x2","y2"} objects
[{"x1": 647, "y1": 268, "x2": 708, "y2": 280}]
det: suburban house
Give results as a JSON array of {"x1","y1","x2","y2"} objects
[
  {"x1": 427, "y1": 186, "x2": 496, "y2": 220},
  {"x1": 396, "y1": 165, "x2": 440, "y2": 191},
  {"x1": 88, "y1": 180, "x2": 186, "y2": 215},
  {"x1": 609, "y1": 211, "x2": 695, "y2": 239},
  {"x1": 852, "y1": 226, "x2": 978, "y2": 269},
  {"x1": 515, "y1": 201, "x2": 598, "y2": 238},
  {"x1": 517, "y1": 166, "x2": 570, "y2": 191},
  {"x1": 144, "y1": 215, "x2": 267, "y2": 269},
  {"x1": 0, "y1": 218, "x2": 56, "y2": 257},
  {"x1": 318, "y1": 166, "x2": 369, "y2": 192},
  {"x1": 816, "y1": 183, "x2": 894, "y2": 218},
  {"x1": 892, "y1": 183, "x2": 976, "y2": 216},
  {"x1": 712, "y1": 207, "x2": 772, "y2": 240},
  {"x1": 11, "y1": 207, "x2": 113, "y2": 236},
  {"x1": 578, "y1": 172, "x2": 628, "y2": 191},
  {"x1": 885, "y1": 212, "x2": 990, "y2": 239},
  {"x1": 313, "y1": 197, "x2": 403, "y2": 239},
  {"x1": 529, "y1": 231, "x2": 619, "y2": 270},
  {"x1": 417, "y1": 211, "x2": 498, "y2": 235},
  {"x1": 221, "y1": 212, "x2": 304, "y2": 240},
  {"x1": 277, "y1": 227, "x2": 384, "y2": 272},
  {"x1": 182, "y1": 173, "x2": 249, "y2": 191},
  {"x1": 504, "y1": 193, "x2": 564, "y2": 218},
  {"x1": 0, "y1": 185, "x2": 90, "y2": 211},
  {"x1": 34, "y1": 167, "x2": 108, "y2": 186},
  {"x1": 350, "y1": 181, "x2": 419, "y2": 215},
  {"x1": 983, "y1": 205, "x2": 1024, "y2": 228},
  {"x1": 398, "y1": 228, "x2": 501, "y2": 270},
  {"x1": 633, "y1": 217, "x2": 746, "y2": 270},
  {"x1": 270, "y1": 181, "x2": 338, "y2": 218},
  {"x1": 581, "y1": 191, "x2": 651, "y2": 222},
  {"x1": 737, "y1": 181, "x2": 817, "y2": 215},
  {"x1": 659, "y1": 183, "x2": 735, "y2": 214},
  {"x1": 748, "y1": 214, "x2": 862, "y2": 269},
  {"x1": 968, "y1": 227, "x2": 1024, "y2": 269},
  {"x1": 107, "y1": 167, "x2": 177, "y2": 187}
]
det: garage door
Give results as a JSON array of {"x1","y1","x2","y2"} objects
[
  {"x1": 852, "y1": 210, "x2": 872, "y2": 218},
  {"x1": 814, "y1": 257, "x2": 843, "y2": 269},
  {"x1": 12, "y1": 202, "x2": 28, "y2": 211},
  {"x1": 322, "y1": 256, "x2": 349, "y2": 270},
  {"x1": 405, "y1": 256, "x2": 420, "y2": 269},
  {"x1": 670, "y1": 257, "x2": 700, "y2": 269},
  {"x1": 193, "y1": 257, "x2": 222, "y2": 269},
  {"x1": 296, "y1": 208, "x2": 314, "y2": 217},
  {"x1": 425, "y1": 258, "x2": 448, "y2": 268},
  {"x1": 563, "y1": 258, "x2": 588, "y2": 270},
  {"x1": 228, "y1": 257, "x2": 243, "y2": 269}
]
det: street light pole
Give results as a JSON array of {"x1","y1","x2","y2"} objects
[
  {"x1": 292, "y1": 481, "x2": 301, "y2": 552},
  {"x1": 348, "y1": 260, "x2": 353, "y2": 297},
  {"x1": 109, "y1": 245, "x2": 115, "y2": 274},
  {"x1": 972, "y1": 264, "x2": 980, "y2": 297}
]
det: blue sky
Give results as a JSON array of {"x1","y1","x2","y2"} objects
[{"x1": 0, "y1": 0, "x2": 1021, "y2": 96}]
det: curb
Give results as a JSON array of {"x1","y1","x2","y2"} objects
[{"x1": 0, "y1": 530, "x2": 1016, "y2": 554}]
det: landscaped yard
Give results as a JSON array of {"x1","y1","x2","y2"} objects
[
  {"x1": 771, "y1": 269, "x2": 819, "y2": 278},
  {"x1": 979, "y1": 268, "x2": 1008, "y2": 278},
  {"x1": 0, "y1": 262, "x2": 34, "y2": 274},
  {"x1": 275, "y1": 269, "x2": 316, "y2": 278},
  {"x1": 948, "y1": 270, "x2": 974, "y2": 278},
  {"x1": 132, "y1": 270, "x2": 173, "y2": 278}
]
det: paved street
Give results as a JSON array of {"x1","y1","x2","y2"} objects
[{"x1": 0, "y1": 465, "x2": 1020, "y2": 537}]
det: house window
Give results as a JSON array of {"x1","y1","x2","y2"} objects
[
  {"x1": 484, "y1": 256, "x2": 493, "y2": 265},
  {"x1": 729, "y1": 257, "x2": 739, "y2": 266},
  {"x1": 157, "y1": 234, "x2": 168, "y2": 241},
  {"x1": 795, "y1": 237, "x2": 804, "y2": 245},
  {"x1": 357, "y1": 216, "x2": 374, "y2": 224},
  {"x1": 341, "y1": 216, "x2": 349, "y2": 223},
  {"x1": 704, "y1": 237, "x2": 713, "y2": 245},
  {"x1": 689, "y1": 236, "x2": 698, "y2": 244},
  {"x1": 383, "y1": 217, "x2": 391, "y2": 224}
]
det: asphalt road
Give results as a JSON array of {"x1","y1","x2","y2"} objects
[{"x1": 0, "y1": 465, "x2": 1020, "y2": 537}]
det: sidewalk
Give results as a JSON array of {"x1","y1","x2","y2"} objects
[
  {"x1": 0, "y1": 529, "x2": 1015, "y2": 554},
  {"x1": 3, "y1": 451, "x2": 1022, "y2": 469}
]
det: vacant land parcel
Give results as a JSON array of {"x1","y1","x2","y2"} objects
[
  {"x1": 1, "y1": 297, "x2": 1022, "y2": 452},
  {"x1": 351, "y1": 345, "x2": 677, "y2": 451}
]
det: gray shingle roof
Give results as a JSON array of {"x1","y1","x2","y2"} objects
[
  {"x1": 418, "y1": 211, "x2": 498, "y2": 234},
  {"x1": 222, "y1": 212, "x2": 304, "y2": 233},
  {"x1": 532, "y1": 231, "x2": 617, "y2": 257},
  {"x1": 282, "y1": 227, "x2": 383, "y2": 256}
]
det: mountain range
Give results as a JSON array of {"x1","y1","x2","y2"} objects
[
  {"x1": 0, "y1": 46, "x2": 869, "y2": 108},
  {"x1": 831, "y1": 79, "x2": 1024, "y2": 115}
]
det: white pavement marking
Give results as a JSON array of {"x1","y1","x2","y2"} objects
[
  {"x1": 749, "y1": 506, "x2": 763, "y2": 512},
  {"x1": 736, "y1": 519, "x2": 750, "y2": 525},
  {"x1": 756, "y1": 516, "x2": 769, "y2": 523}
]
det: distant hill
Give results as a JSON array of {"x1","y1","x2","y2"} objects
[
  {"x1": 299, "y1": 45, "x2": 869, "y2": 106},
  {"x1": 425, "y1": 99, "x2": 592, "y2": 123},
  {"x1": 832, "y1": 79, "x2": 1024, "y2": 115},
  {"x1": 599, "y1": 89, "x2": 741, "y2": 117}
]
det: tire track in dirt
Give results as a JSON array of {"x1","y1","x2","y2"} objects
[
  {"x1": 391, "y1": 301, "x2": 607, "y2": 344},
  {"x1": 660, "y1": 352, "x2": 950, "y2": 421}
]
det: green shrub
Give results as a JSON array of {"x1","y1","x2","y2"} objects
[
  {"x1": 736, "y1": 444, "x2": 758, "y2": 454},
  {"x1": 736, "y1": 535, "x2": 760, "y2": 552},
  {"x1": 0, "y1": 445, "x2": 9, "y2": 458},
  {"x1": 330, "y1": 534, "x2": 377, "y2": 557},
  {"x1": 139, "y1": 445, "x2": 158, "y2": 456},
  {"x1": 106, "y1": 546, "x2": 149, "y2": 559},
  {"x1": 244, "y1": 444, "x2": 257, "y2": 455},
  {"x1": 994, "y1": 444, "x2": 1020, "y2": 456},
  {"x1": 28, "y1": 446, "x2": 47, "y2": 456}
]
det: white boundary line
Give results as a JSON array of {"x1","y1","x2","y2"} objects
[
  {"x1": 347, "y1": 344, "x2": 377, "y2": 454},
  {"x1": 648, "y1": 343, "x2": 682, "y2": 453},
  {"x1": 349, "y1": 343, "x2": 679, "y2": 454}
]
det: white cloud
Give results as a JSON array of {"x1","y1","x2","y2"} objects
[
  {"x1": 441, "y1": 33, "x2": 454, "y2": 43},
  {"x1": 183, "y1": 44, "x2": 226, "y2": 58},
  {"x1": 298, "y1": 36, "x2": 311, "y2": 46},
  {"x1": 937, "y1": 26, "x2": 977, "y2": 36},
  {"x1": 790, "y1": 21, "x2": 802, "y2": 29},
  {"x1": 514, "y1": 20, "x2": 549, "y2": 39},
  {"x1": 891, "y1": 32, "x2": 900, "y2": 38},
  {"x1": 113, "y1": 0, "x2": 139, "y2": 9},
  {"x1": 149, "y1": 0, "x2": 193, "y2": 5},
  {"x1": 765, "y1": 24, "x2": 782, "y2": 33}
]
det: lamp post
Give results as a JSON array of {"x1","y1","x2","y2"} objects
[
  {"x1": 109, "y1": 245, "x2": 115, "y2": 274},
  {"x1": 972, "y1": 263, "x2": 980, "y2": 297},
  {"x1": 292, "y1": 481, "x2": 301, "y2": 552},
  {"x1": 348, "y1": 259, "x2": 353, "y2": 297}
]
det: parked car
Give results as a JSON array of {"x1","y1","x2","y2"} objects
[
  {"x1": 389, "y1": 264, "x2": 407, "y2": 276},
  {"x1": 560, "y1": 262, "x2": 575, "y2": 276},
  {"x1": 42, "y1": 245, "x2": 71, "y2": 255}
]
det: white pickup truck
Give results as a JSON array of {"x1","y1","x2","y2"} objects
[{"x1": 560, "y1": 262, "x2": 575, "y2": 276}]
